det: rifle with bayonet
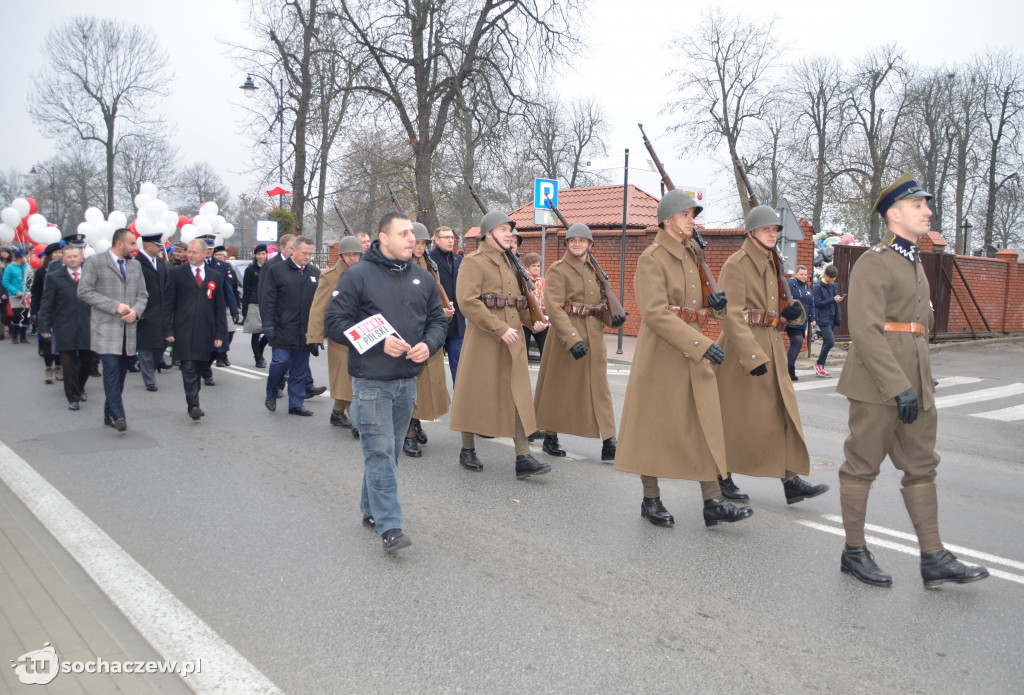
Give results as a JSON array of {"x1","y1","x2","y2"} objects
[
  {"x1": 543, "y1": 193, "x2": 627, "y2": 324},
  {"x1": 333, "y1": 203, "x2": 354, "y2": 238},
  {"x1": 466, "y1": 182, "x2": 547, "y2": 326},
  {"x1": 638, "y1": 123, "x2": 720, "y2": 307},
  {"x1": 386, "y1": 183, "x2": 454, "y2": 314}
]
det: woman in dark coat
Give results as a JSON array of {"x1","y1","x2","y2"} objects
[
  {"x1": 242, "y1": 244, "x2": 269, "y2": 367},
  {"x1": 785, "y1": 264, "x2": 816, "y2": 381},
  {"x1": 30, "y1": 243, "x2": 63, "y2": 383}
]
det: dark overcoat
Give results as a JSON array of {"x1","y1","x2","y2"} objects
[
  {"x1": 38, "y1": 264, "x2": 91, "y2": 352},
  {"x1": 135, "y1": 252, "x2": 169, "y2": 350},
  {"x1": 163, "y1": 264, "x2": 227, "y2": 361}
]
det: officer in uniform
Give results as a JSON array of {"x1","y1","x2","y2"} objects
[
  {"x1": 533, "y1": 223, "x2": 625, "y2": 461},
  {"x1": 615, "y1": 191, "x2": 751, "y2": 527},
  {"x1": 306, "y1": 235, "x2": 364, "y2": 434},
  {"x1": 449, "y1": 210, "x2": 551, "y2": 479},
  {"x1": 403, "y1": 223, "x2": 454, "y2": 457},
  {"x1": 715, "y1": 206, "x2": 830, "y2": 505},
  {"x1": 198, "y1": 234, "x2": 240, "y2": 381},
  {"x1": 837, "y1": 174, "x2": 988, "y2": 588},
  {"x1": 134, "y1": 232, "x2": 169, "y2": 391}
]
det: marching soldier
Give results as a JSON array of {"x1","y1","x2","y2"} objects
[
  {"x1": 533, "y1": 223, "x2": 623, "y2": 461},
  {"x1": 615, "y1": 191, "x2": 750, "y2": 527},
  {"x1": 715, "y1": 206, "x2": 829, "y2": 504},
  {"x1": 306, "y1": 235, "x2": 364, "y2": 434},
  {"x1": 403, "y1": 223, "x2": 453, "y2": 457},
  {"x1": 449, "y1": 211, "x2": 551, "y2": 479},
  {"x1": 837, "y1": 174, "x2": 988, "y2": 588}
]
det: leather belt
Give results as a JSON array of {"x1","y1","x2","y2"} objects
[
  {"x1": 742, "y1": 308, "x2": 788, "y2": 331},
  {"x1": 480, "y1": 292, "x2": 527, "y2": 310},
  {"x1": 884, "y1": 321, "x2": 927, "y2": 336},
  {"x1": 667, "y1": 304, "x2": 713, "y2": 326},
  {"x1": 562, "y1": 301, "x2": 606, "y2": 319}
]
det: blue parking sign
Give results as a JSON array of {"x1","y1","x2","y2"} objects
[{"x1": 534, "y1": 178, "x2": 558, "y2": 209}]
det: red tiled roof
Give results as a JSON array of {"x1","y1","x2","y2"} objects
[{"x1": 509, "y1": 184, "x2": 660, "y2": 231}]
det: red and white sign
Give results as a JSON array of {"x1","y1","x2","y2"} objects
[{"x1": 345, "y1": 313, "x2": 398, "y2": 354}]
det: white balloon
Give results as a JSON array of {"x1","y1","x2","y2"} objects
[
  {"x1": 134, "y1": 193, "x2": 151, "y2": 211},
  {"x1": 84, "y1": 207, "x2": 104, "y2": 224},
  {"x1": 107, "y1": 210, "x2": 128, "y2": 229},
  {"x1": 11, "y1": 198, "x2": 30, "y2": 218},
  {"x1": 200, "y1": 201, "x2": 218, "y2": 217},
  {"x1": 145, "y1": 199, "x2": 167, "y2": 222},
  {"x1": 162, "y1": 211, "x2": 178, "y2": 229},
  {"x1": 179, "y1": 224, "x2": 197, "y2": 243},
  {"x1": 195, "y1": 219, "x2": 213, "y2": 237},
  {"x1": 94, "y1": 239, "x2": 112, "y2": 254},
  {"x1": 83, "y1": 245, "x2": 96, "y2": 259},
  {"x1": 29, "y1": 225, "x2": 48, "y2": 243},
  {"x1": 93, "y1": 221, "x2": 114, "y2": 244},
  {"x1": 219, "y1": 223, "x2": 235, "y2": 239},
  {"x1": 28, "y1": 213, "x2": 47, "y2": 228},
  {"x1": 135, "y1": 218, "x2": 153, "y2": 236},
  {"x1": 0, "y1": 223, "x2": 13, "y2": 243},
  {"x1": 2, "y1": 207, "x2": 21, "y2": 227},
  {"x1": 140, "y1": 182, "x2": 158, "y2": 198},
  {"x1": 136, "y1": 236, "x2": 145, "y2": 253},
  {"x1": 153, "y1": 222, "x2": 170, "y2": 239},
  {"x1": 214, "y1": 234, "x2": 223, "y2": 247},
  {"x1": 77, "y1": 221, "x2": 95, "y2": 238},
  {"x1": 45, "y1": 227, "x2": 62, "y2": 244}
]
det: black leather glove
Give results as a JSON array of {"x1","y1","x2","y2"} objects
[
  {"x1": 781, "y1": 303, "x2": 802, "y2": 321},
  {"x1": 570, "y1": 341, "x2": 588, "y2": 360},
  {"x1": 307, "y1": 343, "x2": 322, "y2": 357},
  {"x1": 895, "y1": 387, "x2": 919, "y2": 424},
  {"x1": 703, "y1": 344, "x2": 724, "y2": 364},
  {"x1": 610, "y1": 313, "x2": 627, "y2": 328},
  {"x1": 750, "y1": 364, "x2": 768, "y2": 377},
  {"x1": 707, "y1": 290, "x2": 728, "y2": 311}
]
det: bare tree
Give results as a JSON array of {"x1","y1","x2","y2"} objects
[
  {"x1": 663, "y1": 8, "x2": 784, "y2": 216},
  {"x1": 525, "y1": 95, "x2": 608, "y2": 187},
  {"x1": 176, "y1": 162, "x2": 231, "y2": 218},
  {"x1": 30, "y1": 16, "x2": 172, "y2": 214},
  {"x1": 744, "y1": 98, "x2": 790, "y2": 208},
  {"x1": 233, "y1": 193, "x2": 272, "y2": 253},
  {"x1": 948, "y1": 68, "x2": 985, "y2": 254},
  {"x1": 901, "y1": 69, "x2": 956, "y2": 234},
  {"x1": 0, "y1": 170, "x2": 23, "y2": 207},
  {"x1": 27, "y1": 144, "x2": 107, "y2": 233},
  {"x1": 977, "y1": 49, "x2": 1024, "y2": 249},
  {"x1": 990, "y1": 176, "x2": 1024, "y2": 250},
  {"x1": 116, "y1": 135, "x2": 179, "y2": 213}
]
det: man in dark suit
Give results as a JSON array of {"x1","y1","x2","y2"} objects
[
  {"x1": 37, "y1": 242, "x2": 95, "y2": 410},
  {"x1": 134, "y1": 232, "x2": 169, "y2": 391},
  {"x1": 77, "y1": 228, "x2": 149, "y2": 432},
  {"x1": 428, "y1": 226, "x2": 465, "y2": 382},
  {"x1": 164, "y1": 239, "x2": 226, "y2": 421},
  {"x1": 194, "y1": 235, "x2": 239, "y2": 382}
]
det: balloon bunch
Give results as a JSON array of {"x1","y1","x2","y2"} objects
[
  {"x1": 129, "y1": 182, "x2": 179, "y2": 253},
  {"x1": 76, "y1": 206, "x2": 128, "y2": 256},
  {"x1": 179, "y1": 201, "x2": 235, "y2": 245},
  {"x1": 0, "y1": 197, "x2": 60, "y2": 245}
]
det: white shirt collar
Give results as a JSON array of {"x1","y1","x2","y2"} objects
[{"x1": 190, "y1": 263, "x2": 205, "y2": 279}]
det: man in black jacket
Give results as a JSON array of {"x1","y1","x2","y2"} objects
[
  {"x1": 37, "y1": 244, "x2": 94, "y2": 410},
  {"x1": 134, "y1": 232, "x2": 169, "y2": 391},
  {"x1": 164, "y1": 239, "x2": 227, "y2": 421},
  {"x1": 261, "y1": 235, "x2": 321, "y2": 416},
  {"x1": 325, "y1": 213, "x2": 447, "y2": 554},
  {"x1": 428, "y1": 225, "x2": 464, "y2": 382}
]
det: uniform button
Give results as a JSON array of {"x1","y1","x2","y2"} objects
[
  {"x1": 770, "y1": 296, "x2": 774, "y2": 300},
  {"x1": 751, "y1": 354, "x2": 756, "y2": 359},
  {"x1": 692, "y1": 300, "x2": 697, "y2": 305},
  {"x1": 689, "y1": 269, "x2": 694, "y2": 274},
  {"x1": 691, "y1": 284, "x2": 696, "y2": 289},
  {"x1": 684, "y1": 353, "x2": 690, "y2": 359}
]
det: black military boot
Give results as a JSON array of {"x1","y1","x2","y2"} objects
[
  {"x1": 330, "y1": 409, "x2": 351, "y2": 428},
  {"x1": 783, "y1": 476, "x2": 830, "y2": 504},
  {"x1": 515, "y1": 454, "x2": 551, "y2": 479},
  {"x1": 920, "y1": 549, "x2": 990, "y2": 588},
  {"x1": 542, "y1": 434, "x2": 566, "y2": 457},
  {"x1": 527, "y1": 429, "x2": 546, "y2": 442},
  {"x1": 403, "y1": 436, "x2": 422, "y2": 458},
  {"x1": 640, "y1": 497, "x2": 674, "y2": 526},
  {"x1": 459, "y1": 448, "x2": 483, "y2": 471},
  {"x1": 601, "y1": 437, "x2": 617, "y2": 462},
  {"x1": 718, "y1": 475, "x2": 749, "y2": 500},
  {"x1": 841, "y1": 544, "x2": 893, "y2": 587},
  {"x1": 412, "y1": 419, "x2": 428, "y2": 444},
  {"x1": 703, "y1": 497, "x2": 754, "y2": 527}
]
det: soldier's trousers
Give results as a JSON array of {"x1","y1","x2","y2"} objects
[{"x1": 839, "y1": 400, "x2": 939, "y2": 487}]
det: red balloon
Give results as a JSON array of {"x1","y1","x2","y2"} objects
[
  {"x1": 177, "y1": 215, "x2": 191, "y2": 229},
  {"x1": 33, "y1": 243, "x2": 46, "y2": 255},
  {"x1": 26, "y1": 198, "x2": 37, "y2": 215},
  {"x1": 17, "y1": 219, "x2": 28, "y2": 233},
  {"x1": 29, "y1": 255, "x2": 42, "y2": 270}
]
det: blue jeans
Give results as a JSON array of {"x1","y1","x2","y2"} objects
[
  {"x1": 266, "y1": 347, "x2": 311, "y2": 409},
  {"x1": 99, "y1": 354, "x2": 131, "y2": 420},
  {"x1": 352, "y1": 377, "x2": 417, "y2": 535},
  {"x1": 785, "y1": 326, "x2": 805, "y2": 369},
  {"x1": 817, "y1": 323, "x2": 836, "y2": 366},
  {"x1": 444, "y1": 335, "x2": 463, "y2": 383}
]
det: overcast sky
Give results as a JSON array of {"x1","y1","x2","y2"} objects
[{"x1": 4, "y1": 0, "x2": 1023, "y2": 227}]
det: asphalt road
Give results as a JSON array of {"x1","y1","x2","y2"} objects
[{"x1": 1, "y1": 337, "x2": 1022, "y2": 694}]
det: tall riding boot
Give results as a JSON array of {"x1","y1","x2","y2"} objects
[
  {"x1": 840, "y1": 484, "x2": 871, "y2": 547},
  {"x1": 901, "y1": 484, "x2": 942, "y2": 553}
]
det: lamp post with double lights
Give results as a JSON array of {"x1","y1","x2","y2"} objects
[{"x1": 239, "y1": 73, "x2": 285, "y2": 207}]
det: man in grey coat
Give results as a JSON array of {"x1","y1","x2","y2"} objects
[{"x1": 77, "y1": 228, "x2": 149, "y2": 432}]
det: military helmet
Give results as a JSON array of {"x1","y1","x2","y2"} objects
[
  {"x1": 412, "y1": 222, "x2": 430, "y2": 241},
  {"x1": 338, "y1": 235, "x2": 363, "y2": 254},
  {"x1": 657, "y1": 190, "x2": 703, "y2": 226},
  {"x1": 479, "y1": 210, "x2": 516, "y2": 238},
  {"x1": 565, "y1": 223, "x2": 593, "y2": 242},
  {"x1": 745, "y1": 205, "x2": 782, "y2": 234}
]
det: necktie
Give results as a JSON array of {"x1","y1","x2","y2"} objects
[
  {"x1": 117, "y1": 259, "x2": 126, "y2": 280},
  {"x1": 299, "y1": 266, "x2": 304, "y2": 273},
  {"x1": 196, "y1": 267, "x2": 202, "y2": 286},
  {"x1": 73, "y1": 271, "x2": 79, "y2": 284}
]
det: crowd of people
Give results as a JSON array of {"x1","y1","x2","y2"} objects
[{"x1": 0, "y1": 175, "x2": 989, "y2": 586}]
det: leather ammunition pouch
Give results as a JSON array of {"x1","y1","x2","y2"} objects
[
  {"x1": 667, "y1": 304, "x2": 713, "y2": 326},
  {"x1": 480, "y1": 292, "x2": 527, "y2": 310},
  {"x1": 742, "y1": 308, "x2": 788, "y2": 331},
  {"x1": 562, "y1": 301, "x2": 607, "y2": 319}
]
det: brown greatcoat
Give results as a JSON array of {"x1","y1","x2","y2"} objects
[
  {"x1": 411, "y1": 254, "x2": 451, "y2": 420},
  {"x1": 716, "y1": 236, "x2": 809, "y2": 478},
  {"x1": 449, "y1": 241, "x2": 537, "y2": 437},
  {"x1": 306, "y1": 259, "x2": 353, "y2": 402},
  {"x1": 534, "y1": 250, "x2": 616, "y2": 439},
  {"x1": 614, "y1": 229, "x2": 728, "y2": 481}
]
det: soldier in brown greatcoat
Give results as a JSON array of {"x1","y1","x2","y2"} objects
[
  {"x1": 449, "y1": 210, "x2": 551, "y2": 480},
  {"x1": 615, "y1": 190, "x2": 752, "y2": 528},
  {"x1": 837, "y1": 174, "x2": 988, "y2": 589},
  {"x1": 534, "y1": 223, "x2": 625, "y2": 461},
  {"x1": 402, "y1": 223, "x2": 453, "y2": 458},
  {"x1": 306, "y1": 235, "x2": 363, "y2": 434},
  {"x1": 715, "y1": 206, "x2": 830, "y2": 505}
]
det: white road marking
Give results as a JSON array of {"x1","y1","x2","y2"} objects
[
  {"x1": 971, "y1": 404, "x2": 1024, "y2": 422},
  {"x1": 935, "y1": 376, "x2": 983, "y2": 388},
  {"x1": 219, "y1": 366, "x2": 262, "y2": 381},
  {"x1": 793, "y1": 379, "x2": 838, "y2": 391},
  {"x1": 0, "y1": 441, "x2": 283, "y2": 694},
  {"x1": 218, "y1": 364, "x2": 266, "y2": 378},
  {"x1": 797, "y1": 519, "x2": 1024, "y2": 585},
  {"x1": 933, "y1": 383, "x2": 1024, "y2": 409}
]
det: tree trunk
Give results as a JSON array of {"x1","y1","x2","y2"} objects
[{"x1": 105, "y1": 114, "x2": 116, "y2": 214}]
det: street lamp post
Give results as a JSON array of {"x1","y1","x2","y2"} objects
[
  {"x1": 961, "y1": 218, "x2": 972, "y2": 256},
  {"x1": 239, "y1": 73, "x2": 285, "y2": 208}
]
